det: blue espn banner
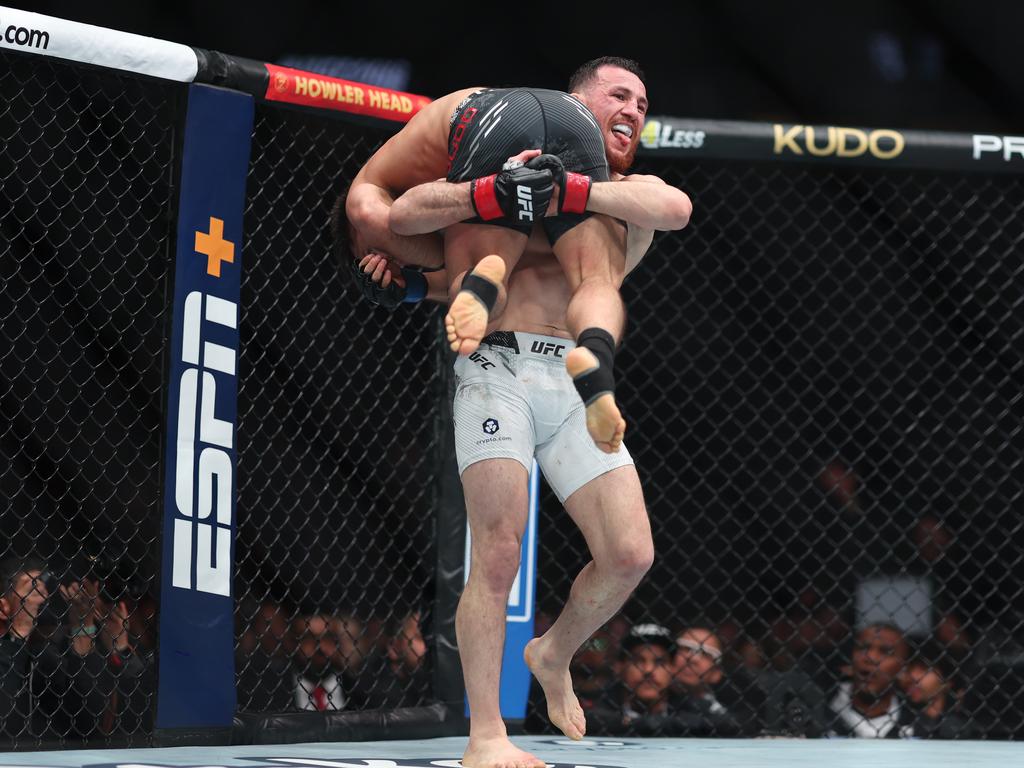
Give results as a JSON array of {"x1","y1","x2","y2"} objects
[
  {"x1": 157, "y1": 84, "x2": 253, "y2": 730},
  {"x1": 464, "y1": 461, "x2": 540, "y2": 719}
]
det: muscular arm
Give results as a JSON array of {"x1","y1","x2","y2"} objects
[
  {"x1": 346, "y1": 181, "x2": 445, "y2": 267},
  {"x1": 346, "y1": 87, "x2": 481, "y2": 267},
  {"x1": 388, "y1": 179, "x2": 473, "y2": 236},
  {"x1": 389, "y1": 170, "x2": 691, "y2": 236},
  {"x1": 586, "y1": 174, "x2": 692, "y2": 231}
]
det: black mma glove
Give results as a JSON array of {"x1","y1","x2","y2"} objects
[
  {"x1": 525, "y1": 154, "x2": 592, "y2": 215},
  {"x1": 348, "y1": 257, "x2": 406, "y2": 309},
  {"x1": 469, "y1": 161, "x2": 554, "y2": 223}
]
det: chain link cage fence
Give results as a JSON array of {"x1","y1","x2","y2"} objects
[
  {"x1": 234, "y1": 103, "x2": 446, "y2": 717},
  {"x1": 0, "y1": 48, "x2": 174, "y2": 748},
  {"x1": 4, "y1": 32, "x2": 1024, "y2": 750},
  {"x1": 527, "y1": 157, "x2": 1024, "y2": 740},
  {"x1": 0, "y1": 45, "x2": 447, "y2": 748}
]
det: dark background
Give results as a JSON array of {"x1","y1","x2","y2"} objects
[
  {"x1": 18, "y1": 0, "x2": 1024, "y2": 132},
  {"x1": 3, "y1": 0, "x2": 1024, "y2": 741}
]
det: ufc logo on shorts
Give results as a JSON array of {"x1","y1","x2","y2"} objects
[
  {"x1": 516, "y1": 185, "x2": 534, "y2": 221},
  {"x1": 530, "y1": 340, "x2": 566, "y2": 357},
  {"x1": 469, "y1": 351, "x2": 495, "y2": 370},
  {"x1": 172, "y1": 290, "x2": 237, "y2": 596}
]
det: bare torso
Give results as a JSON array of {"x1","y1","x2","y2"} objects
[
  {"x1": 494, "y1": 238, "x2": 574, "y2": 338},
  {"x1": 489, "y1": 220, "x2": 636, "y2": 339}
]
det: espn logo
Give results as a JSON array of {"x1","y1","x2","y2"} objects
[
  {"x1": 516, "y1": 185, "x2": 534, "y2": 221},
  {"x1": 172, "y1": 290, "x2": 237, "y2": 596}
]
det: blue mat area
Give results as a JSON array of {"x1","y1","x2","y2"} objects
[{"x1": 0, "y1": 736, "x2": 1021, "y2": 768}]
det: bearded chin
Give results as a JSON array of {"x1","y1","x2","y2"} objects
[{"x1": 609, "y1": 141, "x2": 639, "y2": 174}]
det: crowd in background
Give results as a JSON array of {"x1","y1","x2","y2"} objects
[
  {"x1": 0, "y1": 554, "x2": 155, "y2": 740},
  {"x1": 0, "y1": 556, "x2": 431, "y2": 740},
  {"x1": 0, "y1": 460, "x2": 1015, "y2": 741},
  {"x1": 525, "y1": 615, "x2": 973, "y2": 739}
]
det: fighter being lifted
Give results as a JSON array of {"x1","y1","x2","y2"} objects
[{"x1": 346, "y1": 58, "x2": 687, "y2": 452}]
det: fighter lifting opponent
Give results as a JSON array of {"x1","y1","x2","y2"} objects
[
  {"x1": 337, "y1": 57, "x2": 691, "y2": 768},
  {"x1": 347, "y1": 59, "x2": 689, "y2": 453}
]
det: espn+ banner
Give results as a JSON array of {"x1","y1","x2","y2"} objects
[{"x1": 157, "y1": 84, "x2": 253, "y2": 730}]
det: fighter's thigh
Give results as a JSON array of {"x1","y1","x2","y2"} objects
[
  {"x1": 535, "y1": 400, "x2": 634, "y2": 505},
  {"x1": 548, "y1": 214, "x2": 627, "y2": 289},
  {"x1": 453, "y1": 356, "x2": 535, "y2": 479},
  {"x1": 461, "y1": 458, "x2": 531, "y2": 541},
  {"x1": 562, "y1": 464, "x2": 652, "y2": 565}
]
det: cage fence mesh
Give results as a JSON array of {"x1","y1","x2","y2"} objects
[{"x1": 2, "y1": 43, "x2": 1023, "y2": 745}]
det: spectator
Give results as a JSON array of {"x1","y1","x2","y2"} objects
[
  {"x1": 60, "y1": 558, "x2": 156, "y2": 736},
  {"x1": 671, "y1": 627, "x2": 764, "y2": 736},
  {"x1": 352, "y1": 611, "x2": 431, "y2": 709},
  {"x1": 584, "y1": 623, "x2": 678, "y2": 735},
  {"x1": 827, "y1": 623, "x2": 907, "y2": 737},
  {"x1": 291, "y1": 613, "x2": 362, "y2": 711},
  {"x1": 769, "y1": 583, "x2": 848, "y2": 673},
  {"x1": 0, "y1": 556, "x2": 50, "y2": 737},
  {"x1": 236, "y1": 596, "x2": 293, "y2": 712},
  {"x1": 899, "y1": 658, "x2": 973, "y2": 738},
  {"x1": 824, "y1": 622, "x2": 962, "y2": 738}
]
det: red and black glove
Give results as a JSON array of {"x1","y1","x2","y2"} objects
[
  {"x1": 469, "y1": 162, "x2": 554, "y2": 222},
  {"x1": 525, "y1": 154, "x2": 592, "y2": 214}
]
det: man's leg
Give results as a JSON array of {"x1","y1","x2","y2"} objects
[
  {"x1": 551, "y1": 216, "x2": 628, "y2": 453},
  {"x1": 525, "y1": 465, "x2": 653, "y2": 739},
  {"x1": 460, "y1": 458, "x2": 546, "y2": 768},
  {"x1": 444, "y1": 224, "x2": 527, "y2": 356}
]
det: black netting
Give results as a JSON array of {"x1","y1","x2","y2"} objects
[
  {"x1": 234, "y1": 104, "x2": 446, "y2": 715},
  {"x1": 6, "y1": 40, "x2": 1024, "y2": 748},
  {"x1": 0, "y1": 50, "x2": 174, "y2": 747},
  {"x1": 527, "y1": 159, "x2": 1024, "y2": 739}
]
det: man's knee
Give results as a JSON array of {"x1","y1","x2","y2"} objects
[
  {"x1": 468, "y1": 533, "x2": 523, "y2": 591},
  {"x1": 602, "y1": 534, "x2": 654, "y2": 583}
]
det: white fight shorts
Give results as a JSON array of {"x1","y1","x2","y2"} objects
[{"x1": 453, "y1": 331, "x2": 634, "y2": 503}]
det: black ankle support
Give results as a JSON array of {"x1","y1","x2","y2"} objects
[
  {"x1": 573, "y1": 328, "x2": 617, "y2": 405},
  {"x1": 459, "y1": 272, "x2": 499, "y2": 313}
]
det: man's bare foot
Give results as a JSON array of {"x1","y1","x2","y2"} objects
[
  {"x1": 462, "y1": 735, "x2": 546, "y2": 768},
  {"x1": 446, "y1": 255, "x2": 506, "y2": 356},
  {"x1": 565, "y1": 347, "x2": 625, "y2": 453},
  {"x1": 524, "y1": 637, "x2": 586, "y2": 741}
]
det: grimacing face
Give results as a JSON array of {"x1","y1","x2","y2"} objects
[{"x1": 574, "y1": 66, "x2": 648, "y2": 174}]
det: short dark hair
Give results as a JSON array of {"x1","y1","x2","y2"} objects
[
  {"x1": 329, "y1": 185, "x2": 354, "y2": 263},
  {"x1": 568, "y1": 57, "x2": 645, "y2": 93}
]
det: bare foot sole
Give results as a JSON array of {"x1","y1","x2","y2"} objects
[
  {"x1": 565, "y1": 347, "x2": 626, "y2": 453},
  {"x1": 462, "y1": 735, "x2": 547, "y2": 768},
  {"x1": 445, "y1": 254, "x2": 506, "y2": 356},
  {"x1": 524, "y1": 637, "x2": 586, "y2": 741}
]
